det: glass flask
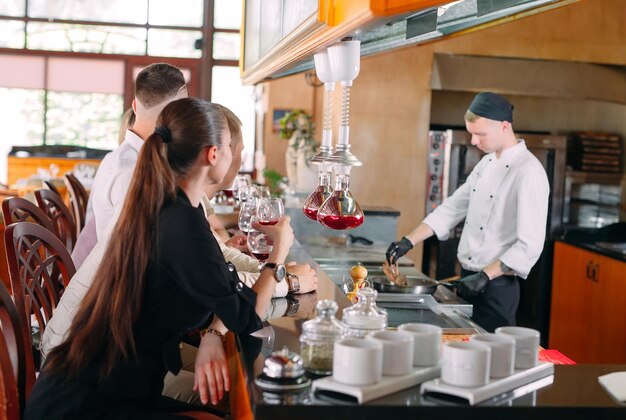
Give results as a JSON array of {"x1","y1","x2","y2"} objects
[
  {"x1": 302, "y1": 163, "x2": 333, "y2": 221},
  {"x1": 341, "y1": 287, "x2": 387, "y2": 338},
  {"x1": 299, "y1": 300, "x2": 346, "y2": 375},
  {"x1": 317, "y1": 165, "x2": 364, "y2": 230}
]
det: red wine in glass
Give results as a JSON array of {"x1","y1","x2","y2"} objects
[
  {"x1": 259, "y1": 219, "x2": 279, "y2": 226},
  {"x1": 253, "y1": 252, "x2": 269, "y2": 261}
]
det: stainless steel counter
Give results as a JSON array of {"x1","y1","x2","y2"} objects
[{"x1": 300, "y1": 239, "x2": 478, "y2": 333}]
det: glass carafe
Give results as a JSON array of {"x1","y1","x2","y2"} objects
[
  {"x1": 302, "y1": 163, "x2": 333, "y2": 221},
  {"x1": 299, "y1": 300, "x2": 346, "y2": 375},
  {"x1": 316, "y1": 165, "x2": 364, "y2": 230},
  {"x1": 341, "y1": 287, "x2": 387, "y2": 338}
]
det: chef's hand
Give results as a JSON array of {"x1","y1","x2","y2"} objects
[
  {"x1": 457, "y1": 271, "x2": 490, "y2": 298},
  {"x1": 385, "y1": 237, "x2": 413, "y2": 265}
]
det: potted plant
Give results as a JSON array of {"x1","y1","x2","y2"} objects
[{"x1": 278, "y1": 109, "x2": 319, "y2": 193}]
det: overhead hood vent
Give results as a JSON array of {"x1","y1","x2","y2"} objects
[
  {"x1": 272, "y1": 0, "x2": 577, "y2": 80},
  {"x1": 431, "y1": 54, "x2": 626, "y2": 104}
]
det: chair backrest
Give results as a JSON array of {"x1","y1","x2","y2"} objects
[
  {"x1": 0, "y1": 280, "x2": 35, "y2": 416},
  {"x1": 34, "y1": 189, "x2": 76, "y2": 252},
  {"x1": 0, "y1": 329, "x2": 20, "y2": 420},
  {"x1": 64, "y1": 173, "x2": 89, "y2": 237},
  {"x1": 42, "y1": 180, "x2": 61, "y2": 197},
  {"x1": 2, "y1": 197, "x2": 55, "y2": 234},
  {"x1": 4, "y1": 222, "x2": 76, "y2": 345}
]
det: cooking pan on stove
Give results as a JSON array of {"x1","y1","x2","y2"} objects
[{"x1": 371, "y1": 276, "x2": 457, "y2": 295}]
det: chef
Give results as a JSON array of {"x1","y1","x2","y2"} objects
[{"x1": 386, "y1": 92, "x2": 549, "y2": 332}]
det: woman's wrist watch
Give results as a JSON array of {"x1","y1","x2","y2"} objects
[
  {"x1": 286, "y1": 272, "x2": 300, "y2": 294},
  {"x1": 261, "y1": 262, "x2": 286, "y2": 283}
]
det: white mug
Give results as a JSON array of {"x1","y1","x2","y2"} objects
[
  {"x1": 441, "y1": 341, "x2": 491, "y2": 387},
  {"x1": 398, "y1": 323, "x2": 442, "y2": 367},
  {"x1": 472, "y1": 333, "x2": 516, "y2": 378},
  {"x1": 495, "y1": 326, "x2": 540, "y2": 370},
  {"x1": 333, "y1": 338, "x2": 383, "y2": 385},
  {"x1": 367, "y1": 330, "x2": 414, "y2": 376}
]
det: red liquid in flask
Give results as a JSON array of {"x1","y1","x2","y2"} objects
[
  {"x1": 303, "y1": 207, "x2": 318, "y2": 220},
  {"x1": 318, "y1": 214, "x2": 364, "y2": 230},
  {"x1": 303, "y1": 184, "x2": 332, "y2": 221}
]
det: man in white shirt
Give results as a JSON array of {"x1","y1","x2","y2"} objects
[{"x1": 386, "y1": 92, "x2": 549, "y2": 332}]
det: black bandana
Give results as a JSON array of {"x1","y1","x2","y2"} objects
[
  {"x1": 468, "y1": 92, "x2": 514, "y2": 123},
  {"x1": 154, "y1": 126, "x2": 172, "y2": 143}
]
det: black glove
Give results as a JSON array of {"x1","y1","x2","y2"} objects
[
  {"x1": 457, "y1": 271, "x2": 490, "y2": 298},
  {"x1": 385, "y1": 237, "x2": 413, "y2": 265}
]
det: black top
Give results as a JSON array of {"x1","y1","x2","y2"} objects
[{"x1": 25, "y1": 190, "x2": 262, "y2": 419}]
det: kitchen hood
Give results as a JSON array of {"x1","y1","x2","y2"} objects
[
  {"x1": 431, "y1": 54, "x2": 626, "y2": 104},
  {"x1": 261, "y1": 0, "x2": 579, "y2": 82}
]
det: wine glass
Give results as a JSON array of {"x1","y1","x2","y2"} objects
[
  {"x1": 238, "y1": 202, "x2": 257, "y2": 235},
  {"x1": 238, "y1": 185, "x2": 256, "y2": 207},
  {"x1": 247, "y1": 217, "x2": 273, "y2": 262},
  {"x1": 257, "y1": 197, "x2": 284, "y2": 226},
  {"x1": 231, "y1": 174, "x2": 251, "y2": 203}
]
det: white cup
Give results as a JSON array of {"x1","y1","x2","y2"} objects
[
  {"x1": 333, "y1": 338, "x2": 383, "y2": 385},
  {"x1": 495, "y1": 326, "x2": 540, "y2": 370},
  {"x1": 367, "y1": 330, "x2": 414, "y2": 376},
  {"x1": 441, "y1": 341, "x2": 491, "y2": 387},
  {"x1": 398, "y1": 323, "x2": 442, "y2": 367},
  {"x1": 472, "y1": 333, "x2": 516, "y2": 378}
]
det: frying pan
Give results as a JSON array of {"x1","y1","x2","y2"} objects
[{"x1": 372, "y1": 275, "x2": 457, "y2": 295}]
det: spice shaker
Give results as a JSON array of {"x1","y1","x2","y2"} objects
[
  {"x1": 299, "y1": 300, "x2": 346, "y2": 375},
  {"x1": 342, "y1": 287, "x2": 387, "y2": 338}
]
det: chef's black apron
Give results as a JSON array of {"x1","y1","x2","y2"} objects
[{"x1": 460, "y1": 269, "x2": 519, "y2": 333}]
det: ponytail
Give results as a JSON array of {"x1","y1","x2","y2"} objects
[{"x1": 45, "y1": 98, "x2": 226, "y2": 379}]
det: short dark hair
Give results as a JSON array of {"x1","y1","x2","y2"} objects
[{"x1": 134, "y1": 63, "x2": 186, "y2": 108}]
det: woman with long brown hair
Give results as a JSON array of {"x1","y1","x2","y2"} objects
[{"x1": 25, "y1": 98, "x2": 294, "y2": 419}]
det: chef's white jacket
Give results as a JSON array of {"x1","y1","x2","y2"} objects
[{"x1": 423, "y1": 140, "x2": 549, "y2": 279}]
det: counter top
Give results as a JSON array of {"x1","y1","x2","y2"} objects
[
  {"x1": 558, "y1": 239, "x2": 626, "y2": 263},
  {"x1": 236, "y1": 241, "x2": 626, "y2": 418}
]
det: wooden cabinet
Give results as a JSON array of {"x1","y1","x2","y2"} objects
[
  {"x1": 549, "y1": 241, "x2": 626, "y2": 363},
  {"x1": 7, "y1": 156, "x2": 101, "y2": 186}
]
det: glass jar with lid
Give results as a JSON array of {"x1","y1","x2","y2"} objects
[
  {"x1": 341, "y1": 287, "x2": 387, "y2": 338},
  {"x1": 299, "y1": 299, "x2": 346, "y2": 375}
]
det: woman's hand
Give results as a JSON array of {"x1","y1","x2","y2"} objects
[
  {"x1": 286, "y1": 262, "x2": 318, "y2": 294},
  {"x1": 193, "y1": 333, "x2": 230, "y2": 406}
]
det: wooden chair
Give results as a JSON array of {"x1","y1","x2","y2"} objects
[
  {"x1": 2, "y1": 197, "x2": 55, "y2": 234},
  {"x1": 34, "y1": 189, "x2": 77, "y2": 252},
  {"x1": 0, "y1": 280, "x2": 35, "y2": 416},
  {"x1": 42, "y1": 180, "x2": 61, "y2": 198},
  {"x1": 4, "y1": 222, "x2": 76, "y2": 349},
  {"x1": 64, "y1": 173, "x2": 89, "y2": 237}
]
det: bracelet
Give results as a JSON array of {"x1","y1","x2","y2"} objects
[{"x1": 200, "y1": 327, "x2": 226, "y2": 342}]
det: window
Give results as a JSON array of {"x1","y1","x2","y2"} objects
[
  {"x1": 211, "y1": 66, "x2": 255, "y2": 173},
  {"x1": 1, "y1": 1, "x2": 256, "y2": 172},
  {"x1": 2, "y1": 0, "x2": 204, "y2": 58}
]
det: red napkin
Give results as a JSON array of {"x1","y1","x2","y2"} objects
[{"x1": 539, "y1": 349, "x2": 576, "y2": 365}]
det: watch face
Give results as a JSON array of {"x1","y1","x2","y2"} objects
[{"x1": 276, "y1": 264, "x2": 287, "y2": 281}]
